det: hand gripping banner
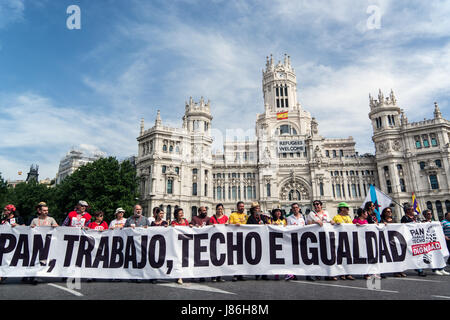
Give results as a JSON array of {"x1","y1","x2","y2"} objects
[{"x1": 0, "y1": 223, "x2": 448, "y2": 279}]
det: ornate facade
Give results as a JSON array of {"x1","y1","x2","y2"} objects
[{"x1": 136, "y1": 55, "x2": 450, "y2": 222}]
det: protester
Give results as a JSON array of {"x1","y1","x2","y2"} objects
[
  {"x1": 30, "y1": 203, "x2": 58, "y2": 227},
  {"x1": 246, "y1": 202, "x2": 268, "y2": 280},
  {"x1": 88, "y1": 211, "x2": 108, "y2": 231},
  {"x1": 424, "y1": 210, "x2": 450, "y2": 275},
  {"x1": 61, "y1": 200, "x2": 92, "y2": 228},
  {"x1": 286, "y1": 203, "x2": 306, "y2": 227},
  {"x1": 364, "y1": 201, "x2": 379, "y2": 224},
  {"x1": 352, "y1": 208, "x2": 368, "y2": 226},
  {"x1": 422, "y1": 209, "x2": 433, "y2": 223},
  {"x1": 109, "y1": 208, "x2": 127, "y2": 229},
  {"x1": 1, "y1": 204, "x2": 24, "y2": 226},
  {"x1": 442, "y1": 212, "x2": 450, "y2": 266},
  {"x1": 285, "y1": 203, "x2": 306, "y2": 281},
  {"x1": 332, "y1": 202, "x2": 355, "y2": 280},
  {"x1": 124, "y1": 204, "x2": 151, "y2": 228},
  {"x1": 307, "y1": 200, "x2": 333, "y2": 226},
  {"x1": 190, "y1": 206, "x2": 210, "y2": 282},
  {"x1": 268, "y1": 208, "x2": 286, "y2": 226},
  {"x1": 208, "y1": 203, "x2": 228, "y2": 225},
  {"x1": 150, "y1": 207, "x2": 168, "y2": 227},
  {"x1": 246, "y1": 202, "x2": 267, "y2": 225},
  {"x1": 401, "y1": 203, "x2": 426, "y2": 277},
  {"x1": 268, "y1": 208, "x2": 286, "y2": 281},
  {"x1": 381, "y1": 207, "x2": 395, "y2": 223},
  {"x1": 228, "y1": 201, "x2": 248, "y2": 226},
  {"x1": 228, "y1": 201, "x2": 247, "y2": 282},
  {"x1": 191, "y1": 206, "x2": 209, "y2": 227},
  {"x1": 171, "y1": 208, "x2": 190, "y2": 284},
  {"x1": 380, "y1": 207, "x2": 406, "y2": 278}
]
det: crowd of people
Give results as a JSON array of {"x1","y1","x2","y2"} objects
[{"x1": 1, "y1": 199, "x2": 449, "y2": 285}]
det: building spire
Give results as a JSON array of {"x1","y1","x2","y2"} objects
[
  {"x1": 155, "y1": 110, "x2": 161, "y2": 127},
  {"x1": 140, "y1": 118, "x2": 145, "y2": 135},
  {"x1": 434, "y1": 102, "x2": 442, "y2": 119}
]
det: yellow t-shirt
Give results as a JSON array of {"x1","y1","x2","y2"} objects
[
  {"x1": 229, "y1": 212, "x2": 248, "y2": 225},
  {"x1": 332, "y1": 214, "x2": 352, "y2": 224}
]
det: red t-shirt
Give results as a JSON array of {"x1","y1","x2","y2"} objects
[
  {"x1": 208, "y1": 215, "x2": 228, "y2": 225},
  {"x1": 67, "y1": 211, "x2": 92, "y2": 227},
  {"x1": 88, "y1": 221, "x2": 108, "y2": 230},
  {"x1": 171, "y1": 219, "x2": 190, "y2": 226}
]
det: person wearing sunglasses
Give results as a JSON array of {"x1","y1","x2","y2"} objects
[{"x1": 306, "y1": 200, "x2": 334, "y2": 226}]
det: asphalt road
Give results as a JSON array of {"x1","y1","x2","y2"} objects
[{"x1": 1, "y1": 267, "x2": 449, "y2": 301}]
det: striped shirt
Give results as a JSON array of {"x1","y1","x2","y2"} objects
[{"x1": 442, "y1": 219, "x2": 450, "y2": 238}]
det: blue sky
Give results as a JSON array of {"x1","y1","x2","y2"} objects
[{"x1": 1, "y1": 0, "x2": 449, "y2": 180}]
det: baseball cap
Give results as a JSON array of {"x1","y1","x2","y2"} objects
[
  {"x1": 78, "y1": 200, "x2": 89, "y2": 207},
  {"x1": 337, "y1": 202, "x2": 350, "y2": 208},
  {"x1": 4, "y1": 204, "x2": 16, "y2": 212}
]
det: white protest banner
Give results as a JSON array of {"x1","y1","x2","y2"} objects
[{"x1": 0, "y1": 223, "x2": 448, "y2": 279}]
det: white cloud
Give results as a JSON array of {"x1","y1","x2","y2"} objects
[
  {"x1": 0, "y1": 0, "x2": 25, "y2": 29},
  {"x1": 0, "y1": 92, "x2": 139, "y2": 180}
]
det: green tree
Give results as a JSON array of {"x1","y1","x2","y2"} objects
[
  {"x1": 0, "y1": 173, "x2": 8, "y2": 207},
  {"x1": 53, "y1": 157, "x2": 139, "y2": 224},
  {"x1": 3, "y1": 180, "x2": 56, "y2": 224}
]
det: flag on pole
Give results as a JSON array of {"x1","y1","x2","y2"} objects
[
  {"x1": 361, "y1": 184, "x2": 393, "y2": 222},
  {"x1": 277, "y1": 111, "x2": 288, "y2": 120},
  {"x1": 412, "y1": 192, "x2": 421, "y2": 215}
]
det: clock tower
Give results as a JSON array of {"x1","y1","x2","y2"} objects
[{"x1": 262, "y1": 54, "x2": 299, "y2": 113}]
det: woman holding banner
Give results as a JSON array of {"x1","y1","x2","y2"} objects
[
  {"x1": 208, "y1": 203, "x2": 228, "y2": 282},
  {"x1": 172, "y1": 208, "x2": 190, "y2": 284}
]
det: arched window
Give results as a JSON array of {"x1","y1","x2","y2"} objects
[
  {"x1": 436, "y1": 201, "x2": 443, "y2": 220},
  {"x1": 192, "y1": 206, "x2": 198, "y2": 217},
  {"x1": 277, "y1": 124, "x2": 298, "y2": 135},
  {"x1": 166, "y1": 205, "x2": 172, "y2": 221},
  {"x1": 445, "y1": 200, "x2": 450, "y2": 213},
  {"x1": 163, "y1": 145, "x2": 167, "y2": 152},
  {"x1": 167, "y1": 178, "x2": 173, "y2": 194}
]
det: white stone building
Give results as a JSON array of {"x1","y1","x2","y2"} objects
[
  {"x1": 136, "y1": 55, "x2": 450, "y2": 222},
  {"x1": 55, "y1": 148, "x2": 104, "y2": 184}
]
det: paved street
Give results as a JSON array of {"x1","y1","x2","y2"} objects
[{"x1": 1, "y1": 267, "x2": 449, "y2": 301}]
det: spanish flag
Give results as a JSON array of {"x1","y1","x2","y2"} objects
[
  {"x1": 277, "y1": 111, "x2": 288, "y2": 120},
  {"x1": 412, "y1": 192, "x2": 421, "y2": 215}
]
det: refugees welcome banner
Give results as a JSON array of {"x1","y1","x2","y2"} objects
[{"x1": 0, "y1": 223, "x2": 448, "y2": 279}]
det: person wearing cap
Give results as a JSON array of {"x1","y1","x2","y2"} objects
[
  {"x1": 246, "y1": 202, "x2": 268, "y2": 280},
  {"x1": 246, "y1": 202, "x2": 267, "y2": 225},
  {"x1": 61, "y1": 200, "x2": 92, "y2": 228},
  {"x1": 110, "y1": 208, "x2": 127, "y2": 229},
  {"x1": 331, "y1": 202, "x2": 355, "y2": 280},
  {"x1": 1, "y1": 204, "x2": 24, "y2": 227},
  {"x1": 331, "y1": 202, "x2": 353, "y2": 225}
]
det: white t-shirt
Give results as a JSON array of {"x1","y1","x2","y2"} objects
[
  {"x1": 147, "y1": 216, "x2": 155, "y2": 224},
  {"x1": 306, "y1": 210, "x2": 331, "y2": 225},
  {"x1": 109, "y1": 218, "x2": 127, "y2": 229},
  {"x1": 287, "y1": 214, "x2": 306, "y2": 226}
]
